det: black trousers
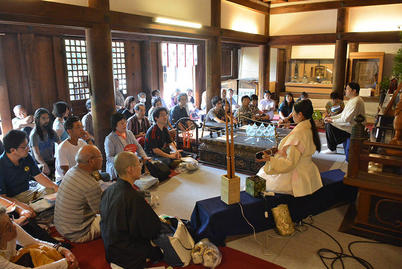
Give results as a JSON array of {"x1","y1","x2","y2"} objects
[{"x1": 325, "y1": 123, "x2": 350, "y2": 151}]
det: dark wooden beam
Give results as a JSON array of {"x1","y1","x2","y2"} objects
[
  {"x1": 0, "y1": 36, "x2": 13, "y2": 134},
  {"x1": 333, "y1": 8, "x2": 348, "y2": 96},
  {"x1": 221, "y1": 29, "x2": 269, "y2": 44},
  {"x1": 0, "y1": 0, "x2": 102, "y2": 27},
  {"x1": 269, "y1": 33, "x2": 336, "y2": 45},
  {"x1": 342, "y1": 31, "x2": 402, "y2": 43},
  {"x1": 85, "y1": 0, "x2": 115, "y2": 155},
  {"x1": 211, "y1": 0, "x2": 221, "y2": 28},
  {"x1": 259, "y1": 44, "x2": 270, "y2": 100},
  {"x1": 226, "y1": 0, "x2": 269, "y2": 14},
  {"x1": 270, "y1": 0, "x2": 402, "y2": 14}
]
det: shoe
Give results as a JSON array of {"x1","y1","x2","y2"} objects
[{"x1": 322, "y1": 149, "x2": 337, "y2": 154}]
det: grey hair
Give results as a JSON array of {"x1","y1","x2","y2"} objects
[{"x1": 75, "y1": 145, "x2": 99, "y2": 164}]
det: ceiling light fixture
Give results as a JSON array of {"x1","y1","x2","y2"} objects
[{"x1": 155, "y1": 17, "x2": 202, "y2": 29}]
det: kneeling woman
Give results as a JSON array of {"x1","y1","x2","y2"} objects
[{"x1": 257, "y1": 100, "x2": 322, "y2": 197}]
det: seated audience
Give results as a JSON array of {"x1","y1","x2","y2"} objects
[
  {"x1": 54, "y1": 145, "x2": 103, "y2": 243},
  {"x1": 278, "y1": 93, "x2": 295, "y2": 123},
  {"x1": 0, "y1": 207, "x2": 79, "y2": 269},
  {"x1": 206, "y1": 96, "x2": 225, "y2": 123},
  {"x1": 55, "y1": 116, "x2": 92, "y2": 182},
  {"x1": 114, "y1": 78, "x2": 125, "y2": 109},
  {"x1": 259, "y1": 90, "x2": 276, "y2": 120},
  {"x1": 118, "y1": 96, "x2": 135, "y2": 120},
  {"x1": 82, "y1": 99, "x2": 94, "y2": 140},
  {"x1": 30, "y1": 108, "x2": 60, "y2": 176},
  {"x1": 250, "y1": 94, "x2": 269, "y2": 121},
  {"x1": 324, "y1": 82, "x2": 365, "y2": 154},
  {"x1": 257, "y1": 99, "x2": 322, "y2": 197},
  {"x1": 170, "y1": 88, "x2": 181, "y2": 108},
  {"x1": 127, "y1": 103, "x2": 151, "y2": 147},
  {"x1": 170, "y1": 93, "x2": 191, "y2": 130},
  {"x1": 151, "y1": 89, "x2": 167, "y2": 108},
  {"x1": 148, "y1": 97, "x2": 162, "y2": 125},
  {"x1": 0, "y1": 130, "x2": 58, "y2": 215},
  {"x1": 234, "y1": 95, "x2": 254, "y2": 125},
  {"x1": 100, "y1": 152, "x2": 162, "y2": 269},
  {"x1": 325, "y1": 91, "x2": 345, "y2": 117},
  {"x1": 105, "y1": 113, "x2": 149, "y2": 179},
  {"x1": 227, "y1": 88, "x2": 239, "y2": 109},
  {"x1": 137, "y1": 92, "x2": 147, "y2": 105},
  {"x1": 297, "y1": 91, "x2": 309, "y2": 102},
  {"x1": 145, "y1": 107, "x2": 181, "y2": 167},
  {"x1": 53, "y1": 101, "x2": 70, "y2": 141},
  {"x1": 187, "y1": 88, "x2": 195, "y2": 105},
  {"x1": 12, "y1": 105, "x2": 35, "y2": 136}
]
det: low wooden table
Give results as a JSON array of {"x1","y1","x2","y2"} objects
[{"x1": 198, "y1": 127, "x2": 290, "y2": 174}]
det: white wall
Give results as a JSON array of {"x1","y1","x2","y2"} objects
[
  {"x1": 239, "y1": 47, "x2": 259, "y2": 79},
  {"x1": 358, "y1": 43, "x2": 402, "y2": 79},
  {"x1": 291, "y1": 45, "x2": 335, "y2": 59},
  {"x1": 349, "y1": 4, "x2": 402, "y2": 32},
  {"x1": 221, "y1": 0, "x2": 265, "y2": 35},
  {"x1": 110, "y1": 0, "x2": 211, "y2": 26},
  {"x1": 43, "y1": 0, "x2": 87, "y2": 6},
  {"x1": 270, "y1": 10, "x2": 337, "y2": 36}
]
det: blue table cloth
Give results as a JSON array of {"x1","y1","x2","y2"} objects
[{"x1": 190, "y1": 169, "x2": 356, "y2": 245}]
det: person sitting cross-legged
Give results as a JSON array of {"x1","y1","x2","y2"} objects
[
  {"x1": 234, "y1": 95, "x2": 254, "y2": 125},
  {"x1": 127, "y1": 103, "x2": 151, "y2": 147},
  {"x1": 323, "y1": 82, "x2": 365, "y2": 154},
  {"x1": 0, "y1": 130, "x2": 59, "y2": 218},
  {"x1": 81, "y1": 99, "x2": 95, "y2": 141},
  {"x1": 55, "y1": 116, "x2": 92, "y2": 183},
  {"x1": 206, "y1": 96, "x2": 226, "y2": 123},
  {"x1": 101, "y1": 151, "x2": 162, "y2": 269},
  {"x1": 145, "y1": 107, "x2": 181, "y2": 168},
  {"x1": 12, "y1": 105, "x2": 35, "y2": 136},
  {"x1": 105, "y1": 113, "x2": 150, "y2": 180},
  {"x1": 0, "y1": 206, "x2": 79, "y2": 269},
  {"x1": 54, "y1": 145, "x2": 103, "y2": 243}
]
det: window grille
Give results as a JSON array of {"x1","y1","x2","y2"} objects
[{"x1": 112, "y1": 41, "x2": 127, "y2": 95}]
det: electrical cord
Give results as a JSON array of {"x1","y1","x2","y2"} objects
[{"x1": 300, "y1": 217, "x2": 390, "y2": 269}]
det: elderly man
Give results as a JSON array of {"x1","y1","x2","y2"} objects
[
  {"x1": 0, "y1": 130, "x2": 58, "y2": 217},
  {"x1": 12, "y1": 105, "x2": 35, "y2": 135},
  {"x1": 55, "y1": 116, "x2": 92, "y2": 182},
  {"x1": 54, "y1": 145, "x2": 103, "y2": 243},
  {"x1": 100, "y1": 151, "x2": 162, "y2": 269}
]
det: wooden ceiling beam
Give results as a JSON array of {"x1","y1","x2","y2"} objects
[
  {"x1": 221, "y1": 28, "x2": 269, "y2": 44},
  {"x1": 342, "y1": 31, "x2": 402, "y2": 43},
  {"x1": 226, "y1": 0, "x2": 269, "y2": 14},
  {"x1": 270, "y1": 0, "x2": 402, "y2": 14},
  {"x1": 0, "y1": 0, "x2": 102, "y2": 27},
  {"x1": 269, "y1": 33, "x2": 336, "y2": 45}
]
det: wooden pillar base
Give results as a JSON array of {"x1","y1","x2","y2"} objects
[{"x1": 221, "y1": 175, "x2": 240, "y2": 205}]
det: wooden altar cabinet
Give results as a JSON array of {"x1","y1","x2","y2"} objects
[{"x1": 343, "y1": 119, "x2": 402, "y2": 245}]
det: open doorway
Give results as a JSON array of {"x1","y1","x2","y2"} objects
[{"x1": 161, "y1": 42, "x2": 198, "y2": 109}]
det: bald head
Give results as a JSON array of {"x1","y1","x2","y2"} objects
[
  {"x1": 114, "y1": 151, "x2": 139, "y2": 177},
  {"x1": 13, "y1": 105, "x2": 26, "y2": 118},
  {"x1": 76, "y1": 145, "x2": 102, "y2": 164}
]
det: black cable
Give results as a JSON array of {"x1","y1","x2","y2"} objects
[{"x1": 301, "y1": 220, "x2": 391, "y2": 269}]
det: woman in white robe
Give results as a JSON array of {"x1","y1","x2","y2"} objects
[{"x1": 257, "y1": 99, "x2": 322, "y2": 197}]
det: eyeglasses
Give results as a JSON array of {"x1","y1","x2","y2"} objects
[{"x1": 18, "y1": 144, "x2": 29, "y2": 150}]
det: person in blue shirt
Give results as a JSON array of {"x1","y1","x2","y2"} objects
[
  {"x1": 0, "y1": 130, "x2": 59, "y2": 217},
  {"x1": 279, "y1": 92, "x2": 295, "y2": 124}
]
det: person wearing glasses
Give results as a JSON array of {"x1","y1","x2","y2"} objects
[
  {"x1": 54, "y1": 145, "x2": 103, "y2": 243},
  {"x1": 0, "y1": 130, "x2": 59, "y2": 219}
]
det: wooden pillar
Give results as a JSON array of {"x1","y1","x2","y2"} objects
[
  {"x1": 332, "y1": 7, "x2": 349, "y2": 97},
  {"x1": 85, "y1": 0, "x2": 114, "y2": 154},
  {"x1": 140, "y1": 40, "x2": 153, "y2": 110},
  {"x1": 258, "y1": 13, "x2": 270, "y2": 100},
  {"x1": 206, "y1": 0, "x2": 221, "y2": 111},
  {"x1": 0, "y1": 37, "x2": 13, "y2": 135},
  {"x1": 195, "y1": 42, "x2": 206, "y2": 109},
  {"x1": 258, "y1": 44, "x2": 270, "y2": 100},
  {"x1": 206, "y1": 37, "x2": 221, "y2": 111}
]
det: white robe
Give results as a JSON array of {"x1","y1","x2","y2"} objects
[{"x1": 257, "y1": 119, "x2": 323, "y2": 197}]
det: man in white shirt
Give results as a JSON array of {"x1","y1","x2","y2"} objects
[
  {"x1": 55, "y1": 116, "x2": 92, "y2": 182},
  {"x1": 324, "y1": 82, "x2": 365, "y2": 153},
  {"x1": 12, "y1": 105, "x2": 35, "y2": 135},
  {"x1": 259, "y1": 91, "x2": 276, "y2": 120}
]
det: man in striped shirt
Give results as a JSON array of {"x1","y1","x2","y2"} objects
[{"x1": 54, "y1": 144, "x2": 103, "y2": 243}]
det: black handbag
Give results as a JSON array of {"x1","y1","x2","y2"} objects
[{"x1": 146, "y1": 160, "x2": 171, "y2": 181}]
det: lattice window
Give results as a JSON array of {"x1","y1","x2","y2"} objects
[
  {"x1": 64, "y1": 39, "x2": 90, "y2": 101},
  {"x1": 112, "y1": 41, "x2": 127, "y2": 95}
]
